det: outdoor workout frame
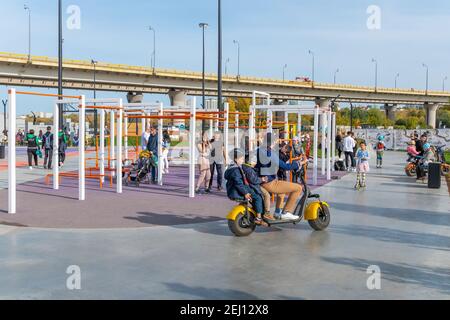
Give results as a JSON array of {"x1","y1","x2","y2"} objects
[{"x1": 250, "y1": 91, "x2": 336, "y2": 185}]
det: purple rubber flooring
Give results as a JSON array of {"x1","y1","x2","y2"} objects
[{"x1": 0, "y1": 166, "x2": 347, "y2": 229}]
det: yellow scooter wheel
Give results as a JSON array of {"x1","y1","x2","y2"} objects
[
  {"x1": 308, "y1": 205, "x2": 331, "y2": 231},
  {"x1": 228, "y1": 214, "x2": 256, "y2": 237}
]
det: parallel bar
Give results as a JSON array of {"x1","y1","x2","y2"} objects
[
  {"x1": 79, "y1": 95, "x2": 86, "y2": 200},
  {"x1": 8, "y1": 89, "x2": 16, "y2": 214},
  {"x1": 116, "y1": 99, "x2": 123, "y2": 194},
  {"x1": 53, "y1": 102, "x2": 59, "y2": 190}
]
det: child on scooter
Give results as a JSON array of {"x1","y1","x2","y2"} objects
[
  {"x1": 407, "y1": 140, "x2": 420, "y2": 161},
  {"x1": 355, "y1": 142, "x2": 370, "y2": 190},
  {"x1": 225, "y1": 149, "x2": 269, "y2": 227}
]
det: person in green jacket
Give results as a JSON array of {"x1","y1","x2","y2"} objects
[
  {"x1": 58, "y1": 128, "x2": 69, "y2": 167},
  {"x1": 25, "y1": 129, "x2": 40, "y2": 170}
]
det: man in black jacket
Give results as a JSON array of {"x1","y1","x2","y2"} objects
[
  {"x1": 146, "y1": 126, "x2": 159, "y2": 183},
  {"x1": 42, "y1": 126, "x2": 54, "y2": 169}
]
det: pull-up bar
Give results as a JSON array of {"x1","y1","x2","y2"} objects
[{"x1": 12, "y1": 90, "x2": 82, "y2": 99}]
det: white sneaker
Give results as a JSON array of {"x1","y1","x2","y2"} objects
[
  {"x1": 29, "y1": 166, "x2": 33, "y2": 170},
  {"x1": 281, "y1": 212, "x2": 300, "y2": 221}
]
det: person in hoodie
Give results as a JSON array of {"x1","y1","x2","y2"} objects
[
  {"x1": 225, "y1": 148, "x2": 268, "y2": 227},
  {"x1": 25, "y1": 129, "x2": 40, "y2": 170}
]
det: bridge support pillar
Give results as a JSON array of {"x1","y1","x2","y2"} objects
[
  {"x1": 384, "y1": 104, "x2": 397, "y2": 122},
  {"x1": 126, "y1": 92, "x2": 144, "y2": 104},
  {"x1": 424, "y1": 103, "x2": 440, "y2": 129},
  {"x1": 169, "y1": 89, "x2": 189, "y2": 127}
]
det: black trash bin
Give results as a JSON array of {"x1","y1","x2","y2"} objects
[
  {"x1": 0, "y1": 145, "x2": 5, "y2": 159},
  {"x1": 428, "y1": 162, "x2": 441, "y2": 189}
]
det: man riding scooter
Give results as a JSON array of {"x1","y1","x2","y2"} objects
[{"x1": 255, "y1": 132, "x2": 308, "y2": 221}]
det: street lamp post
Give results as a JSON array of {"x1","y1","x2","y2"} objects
[
  {"x1": 91, "y1": 60, "x2": 98, "y2": 137},
  {"x1": 58, "y1": 0, "x2": 64, "y2": 128},
  {"x1": 371, "y1": 58, "x2": 378, "y2": 91},
  {"x1": 199, "y1": 23, "x2": 208, "y2": 134},
  {"x1": 442, "y1": 76, "x2": 448, "y2": 91},
  {"x1": 199, "y1": 23, "x2": 208, "y2": 110},
  {"x1": 233, "y1": 40, "x2": 240, "y2": 79},
  {"x1": 395, "y1": 73, "x2": 400, "y2": 89},
  {"x1": 334, "y1": 68, "x2": 339, "y2": 85},
  {"x1": 24, "y1": 5, "x2": 31, "y2": 63},
  {"x1": 148, "y1": 26, "x2": 156, "y2": 73},
  {"x1": 225, "y1": 58, "x2": 230, "y2": 76},
  {"x1": 283, "y1": 64, "x2": 288, "y2": 81},
  {"x1": 308, "y1": 50, "x2": 315, "y2": 83},
  {"x1": 422, "y1": 63, "x2": 429, "y2": 95},
  {"x1": 217, "y1": 0, "x2": 223, "y2": 111}
]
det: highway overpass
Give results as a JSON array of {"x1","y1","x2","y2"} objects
[{"x1": 1, "y1": 52, "x2": 449, "y2": 127}]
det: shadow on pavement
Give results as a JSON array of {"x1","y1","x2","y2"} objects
[
  {"x1": 332, "y1": 202, "x2": 450, "y2": 227},
  {"x1": 164, "y1": 282, "x2": 260, "y2": 300},
  {"x1": 330, "y1": 224, "x2": 450, "y2": 252},
  {"x1": 321, "y1": 257, "x2": 450, "y2": 295}
]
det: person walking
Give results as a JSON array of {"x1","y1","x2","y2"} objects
[
  {"x1": 343, "y1": 131, "x2": 356, "y2": 171},
  {"x1": 42, "y1": 126, "x2": 54, "y2": 170},
  {"x1": 335, "y1": 131, "x2": 344, "y2": 159},
  {"x1": 25, "y1": 129, "x2": 40, "y2": 170},
  {"x1": 161, "y1": 130, "x2": 171, "y2": 174},
  {"x1": 196, "y1": 132, "x2": 212, "y2": 194},
  {"x1": 209, "y1": 131, "x2": 226, "y2": 191},
  {"x1": 58, "y1": 128, "x2": 68, "y2": 167},
  {"x1": 355, "y1": 142, "x2": 370, "y2": 190},
  {"x1": 146, "y1": 126, "x2": 159, "y2": 184}
]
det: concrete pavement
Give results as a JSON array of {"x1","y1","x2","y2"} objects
[{"x1": 0, "y1": 152, "x2": 449, "y2": 299}]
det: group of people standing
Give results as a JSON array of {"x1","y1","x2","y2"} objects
[
  {"x1": 23, "y1": 127, "x2": 69, "y2": 170},
  {"x1": 407, "y1": 132, "x2": 435, "y2": 182}
]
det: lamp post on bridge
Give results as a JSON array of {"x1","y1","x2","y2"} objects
[
  {"x1": 334, "y1": 68, "x2": 339, "y2": 85},
  {"x1": 148, "y1": 26, "x2": 156, "y2": 74},
  {"x1": 308, "y1": 50, "x2": 315, "y2": 84},
  {"x1": 371, "y1": 58, "x2": 378, "y2": 91},
  {"x1": 442, "y1": 76, "x2": 448, "y2": 92},
  {"x1": 233, "y1": 40, "x2": 240, "y2": 79},
  {"x1": 283, "y1": 64, "x2": 288, "y2": 81},
  {"x1": 395, "y1": 73, "x2": 400, "y2": 89},
  {"x1": 24, "y1": 5, "x2": 31, "y2": 63},
  {"x1": 422, "y1": 63, "x2": 429, "y2": 95},
  {"x1": 225, "y1": 58, "x2": 230, "y2": 76}
]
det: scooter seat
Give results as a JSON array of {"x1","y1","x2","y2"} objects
[{"x1": 308, "y1": 194, "x2": 320, "y2": 199}]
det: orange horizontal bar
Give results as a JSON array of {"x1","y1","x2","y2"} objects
[
  {"x1": 127, "y1": 115, "x2": 189, "y2": 120},
  {"x1": 85, "y1": 105, "x2": 123, "y2": 110},
  {"x1": 14, "y1": 91, "x2": 82, "y2": 99},
  {"x1": 197, "y1": 117, "x2": 227, "y2": 121}
]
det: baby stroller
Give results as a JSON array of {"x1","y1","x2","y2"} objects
[{"x1": 124, "y1": 150, "x2": 158, "y2": 187}]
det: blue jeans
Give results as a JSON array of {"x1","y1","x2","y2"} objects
[
  {"x1": 150, "y1": 151, "x2": 158, "y2": 182},
  {"x1": 249, "y1": 189, "x2": 264, "y2": 215}
]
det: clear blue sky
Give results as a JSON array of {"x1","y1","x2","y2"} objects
[{"x1": 1, "y1": 0, "x2": 450, "y2": 113}]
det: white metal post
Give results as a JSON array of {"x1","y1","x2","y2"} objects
[
  {"x1": 297, "y1": 113, "x2": 302, "y2": 138},
  {"x1": 313, "y1": 106, "x2": 319, "y2": 186},
  {"x1": 267, "y1": 110, "x2": 273, "y2": 135},
  {"x1": 99, "y1": 109, "x2": 105, "y2": 182},
  {"x1": 117, "y1": 100, "x2": 123, "y2": 194},
  {"x1": 158, "y1": 102, "x2": 164, "y2": 185},
  {"x1": 8, "y1": 89, "x2": 16, "y2": 214},
  {"x1": 189, "y1": 97, "x2": 197, "y2": 198},
  {"x1": 110, "y1": 110, "x2": 115, "y2": 176},
  {"x1": 321, "y1": 112, "x2": 327, "y2": 176},
  {"x1": 124, "y1": 114, "x2": 128, "y2": 160},
  {"x1": 284, "y1": 112, "x2": 289, "y2": 139},
  {"x1": 224, "y1": 102, "x2": 229, "y2": 166},
  {"x1": 249, "y1": 104, "x2": 255, "y2": 152},
  {"x1": 234, "y1": 113, "x2": 239, "y2": 149},
  {"x1": 79, "y1": 95, "x2": 86, "y2": 201},
  {"x1": 332, "y1": 112, "x2": 336, "y2": 170},
  {"x1": 327, "y1": 110, "x2": 332, "y2": 180},
  {"x1": 209, "y1": 118, "x2": 214, "y2": 139},
  {"x1": 53, "y1": 103, "x2": 59, "y2": 190}
]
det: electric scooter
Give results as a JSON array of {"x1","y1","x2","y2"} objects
[{"x1": 226, "y1": 168, "x2": 331, "y2": 237}]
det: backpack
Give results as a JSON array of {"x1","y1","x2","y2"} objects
[
  {"x1": 334, "y1": 160, "x2": 345, "y2": 171},
  {"x1": 377, "y1": 142, "x2": 384, "y2": 151},
  {"x1": 44, "y1": 133, "x2": 53, "y2": 149}
]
